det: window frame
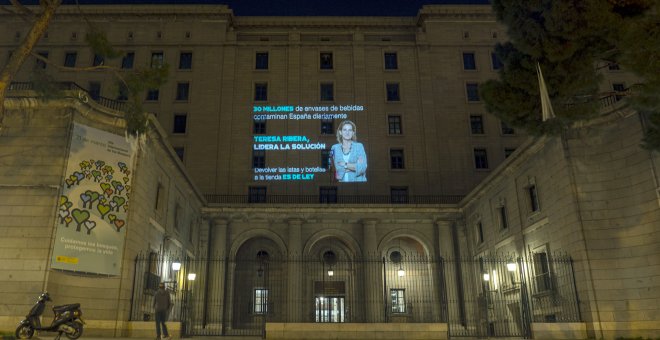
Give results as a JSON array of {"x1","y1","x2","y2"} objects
[
  {"x1": 255, "y1": 52, "x2": 269, "y2": 70},
  {"x1": 252, "y1": 150, "x2": 266, "y2": 169},
  {"x1": 253, "y1": 288, "x2": 269, "y2": 314},
  {"x1": 387, "y1": 115, "x2": 403, "y2": 135},
  {"x1": 462, "y1": 52, "x2": 477, "y2": 70},
  {"x1": 121, "y1": 52, "x2": 135, "y2": 69},
  {"x1": 390, "y1": 186, "x2": 409, "y2": 204},
  {"x1": 253, "y1": 119, "x2": 267, "y2": 134},
  {"x1": 390, "y1": 149, "x2": 405, "y2": 170},
  {"x1": 390, "y1": 289, "x2": 406, "y2": 314},
  {"x1": 470, "y1": 115, "x2": 485, "y2": 135},
  {"x1": 178, "y1": 51, "x2": 193, "y2": 70},
  {"x1": 532, "y1": 246, "x2": 552, "y2": 294},
  {"x1": 176, "y1": 82, "x2": 190, "y2": 101},
  {"x1": 473, "y1": 148, "x2": 489, "y2": 170},
  {"x1": 320, "y1": 82, "x2": 334, "y2": 101},
  {"x1": 146, "y1": 88, "x2": 160, "y2": 101},
  {"x1": 386, "y1": 82, "x2": 401, "y2": 102},
  {"x1": 151, "y1": 51, "x2": 164, "y2": 69},
  {"x1": 254, "y1": 82, "x2": 268, "y2": 102},
  {"x1": 320, "y1": 51, "x2": 333, "y2": 70},
  {"x1": 63, "y1": 52, "x2": 77, "y2": 67},
  {"x1": 173, "y1": 113, "x2": 188, "y2": 134},
  {"x1": 384, "y1": 52, "x2": 398, "y2": 70},
  {"x1": 319, "y1": 186, "x2": 338, "y2": 203},
  {"x1": 466, "y1": 82, "x2": 480, "y2": 102},
  {"x1": 248, "y1": 187, "x2": 267, "y2": 203},
  {"x1": 491, "y1": 52, "x2": 503, "y2": 70}
]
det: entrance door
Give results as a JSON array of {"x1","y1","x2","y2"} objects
[{"x1": 315, "y1": 296, "x2": 345, "y2": 322}]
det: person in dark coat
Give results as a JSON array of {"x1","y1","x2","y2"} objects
[{"x1": 154, "y1": 282, "x2": 172, "y2": 339}]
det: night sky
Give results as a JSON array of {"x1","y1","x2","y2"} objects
[{"x1": 2, "y1": 0, "x2": 490, "y2": 16}]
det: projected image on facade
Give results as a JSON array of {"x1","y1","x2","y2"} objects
[{"x1": 252, "y1": 105, "x2": 367, "y2": 182}]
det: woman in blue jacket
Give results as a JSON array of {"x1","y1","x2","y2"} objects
[{"x1": 331, "y1": 120, "x2": 367, "y2": 182}]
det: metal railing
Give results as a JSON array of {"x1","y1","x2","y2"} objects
[
  {"x1": 204, "y1": 194, "x2": 464, "y2": 205},
  {"x1": 9, "y1": 81, "x2": 129, "y2": 112},
  {"x1": 130, "y1": 252, "x2": 580, "y2": 338}
]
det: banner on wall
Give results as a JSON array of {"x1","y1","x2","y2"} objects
[{"x1": 51, "y1": 123, "x2": 134, "y2": 276}]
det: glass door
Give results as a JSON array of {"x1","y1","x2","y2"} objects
[{"x1": 315, "y1": 296, "x2": 345, "y2": 322}]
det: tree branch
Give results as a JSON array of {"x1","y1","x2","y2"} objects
[{"x1": 9, "y1": 0, "x2": 36, "y2": 19}]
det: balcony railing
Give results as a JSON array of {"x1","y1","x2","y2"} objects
[{"x1": 204, "y1": 194, "x2": 464, "y2": 205}]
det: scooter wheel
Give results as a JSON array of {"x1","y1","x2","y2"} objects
[
  {"x1": 15, "y1": 324, "x2": 34, "y2": 339},
  {"x1": 64, "y1": 321, "x2": 83, "y2": 340}
]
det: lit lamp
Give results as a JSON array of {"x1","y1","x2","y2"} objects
[
  {"x1": 327, "y1": 266, "x2": 334, "y2": 277},
  {"x1": 187, "y1": 273, "x2": 196, "y2": 281},
  {"x1": 397, "y1": 265, "x2": 405, "y2": 277},
  {"x1": 483, "y1": 273, "x2": 490, "y2": 281},
  {"x1": 506, "y1": 262, "x2": 517, "y2": 272},
  {"x1": 172, "y1": 261, "x2": 181, "y2": 271}
]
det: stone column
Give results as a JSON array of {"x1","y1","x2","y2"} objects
[
  {"x1": 206, "y1": 218, "x2": 228, "y2": 327},
  {"x1": 362, "y1": 219, "x2": 383, "y2": 322},
  {"x1": 434, "y1": 220, "x2": 454, "y2": 322},
  {"x1": 287, "y1": 218, "x2": 303, "y2": 321}
]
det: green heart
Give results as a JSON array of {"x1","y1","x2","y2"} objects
[
  {"x1": 108, "y1": 214, "x2": 117, "y2": 222},
  {"x1": 59, "y1": 196, "x2": 68, "y2": 206},
  {"x1": 123, "y1": 177, "x2": 130, "y2": 184},
  {"x1": 97, "y1": 203, "x2": 111, "y2": 217},
  {"x1": 111, "y1": 180, "x2": 122, "y2": 189},
  {"x1": 85, "y1": 190, "x2": 100, "y2": 203},
  {"x1": 71, "y1": 209, "x2": 90, "y2": 224},
  {"x1": 64, "y1": 202, "x2": 73, "y2": 209},
  {"x1": 92, "y1": 170, "x2": 102, "y2": 178},
  {"x1": 112, "y1": 196, "x2": 126, "y2": 207},
  {"x1": 100, "y1": 182, "x2": 111, "y2": 191}
]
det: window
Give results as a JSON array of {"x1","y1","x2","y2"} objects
[
  {"x1": 388, "y1": 115, "x2": 402, "y2": 135},
  {"x1": 173, "y1": 203, "x2": 182, "y2": 231},
  {"x1": 88, "y1": 82, "x2": 101, "y2": 101},
  {"x1": 386, "y1": 83, "x2": 400, "y2": 101},
  {"x1": 253, "y1": 150, "x2": 266, "y2": 169},
  {"x1": 528, "y1": 184, "x2": 540, "y2": 212},
  {"x1": 146, "y1": 89, "x2": 159, "y2": 101},
  {"x1": 64, "y1": 52, "x2": 77, "y2": 67},
  {"x1": 320, "y1": 52, "x2": 333, "y2": 70},
  {"x1": 608, "y1": 63, "x2": 620, "y2": 71},
  {"x1": 253, "y1": 119, "x2": 266, "y2": 134},
  {"x1": 501, "y1": 121, "x2": 515, "y2": 135},
  {"x1": 254, "y1": 83, "x2": 268, "y2": 101},
  {"x1": 498, "y1": 206, "x2": 508, "y2": 230},
  {"x1": 463, "y1": 52, "x2": 476, "y2": 70},
  {"x1": 466, "y1": 83, "x2": 480, "y2": 102},
  {"x1": 470, "y1": 115, "x2": 484, "y2": 134},
  {"x1": 154, "y1": 182, "x2": 164, "y2": 211},
  {"x1": 253, "y1": 288, "x2": 269, "y2": 314},
  {"x1": 321, "y1": 119, "x2": 334, "y2": 135},
  {"x1": 533, "y1": 251, "x2": 552, "y2": 292},
  {"x1": 151, "y1": 52, "x2": 164, "y2": 68},
  {"x1": 491, "y1": 52, "x2": 503, "y2": 70},
  {"x1": 476, "y1": 221, "x2": 484, "y2": 244},
  {"x1": 319, "y1": 186, "x2": 338, "y2": 203},
  {"x1": 121, "y1": 52, "x2": 134, "y2": 69},
  {"x1": 173, "y1": 113, "x2": 187, "y2": 134},
  {"x1": 321, "y1": 149, "x2": 331, "y2": 169},
  {"x1": 93, "y1": 54, "x2": 104, "y2": 67},
  {"x1": 320, "y1": 83, "x2": 334, "y2": 101},
  {"x1": 117, "y1": 84, "x2": 128, "y2": 101},
  {"x1": 178, "y1": 52, "x2": 192, "y2": 70},
  {"x1": 390, "y1": 149, "x2": 405, "y2": 169},
  {"x1": 173, "y1": 147, "x2": 184, "y2": 161},
  {"x1": 384, "y1": 52, "x2": 398, "y2": 70},
  {"x1": 390, "y1": 187, "x2": 409, "y2": 204},
  {"x1": 249, "y1": 187, "x2": 267, "y2": 203},
  {"x1": 35, "y1": 51, "x2": 48, "y2": 69},
  {"x1": 474, "y1": 148, "x2": 489, "y2": 169},
  {"x1": 176, "y1": 82, "x2": 190, "y2": 101},
  {"x1": 612, "y1": 83, "x2": 626, "y2": 100},
  {"x1": 504, "y1": 148, "x2": 516, "y2": 158},
  {"x1": 255, "y1": 52, "x2": 269, "y2": 70},
  {"x1": 390, "y1": 289, "x2": 406, "y2": 313}
]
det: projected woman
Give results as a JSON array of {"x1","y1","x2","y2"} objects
[{"x1": 331, "y1": 120, "x2": 367, "y2": 182}]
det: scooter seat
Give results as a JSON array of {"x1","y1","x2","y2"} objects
[{"x1": 53, "y1": 303, "x2": 80, "y2": 314}]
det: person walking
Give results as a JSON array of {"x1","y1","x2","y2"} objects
[{"x1": 154, "y1": 282, "x2": 172, "y2": 339}]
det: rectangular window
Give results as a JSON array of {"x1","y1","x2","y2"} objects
[
  {"x1": 253, "y1": 288, "x2": 269, "y2": 314},
  {"x1": 501, "y1": 121, "x2": 515, "y2": 135},
  {"x1": 249, "y1": 187, "x2": 267, "y2": 203},
  {"x1": 151, "y1": 52, "x2": 164, "y2": 69},
  {"x1": 255, "y1": 52, "x2": 269, "y2": 70},
  {"x1": 64, "y1": 52, "x2": 77, "y2": 67},
  {"x1": 390, "y1": 187, "x2": 409, "y2": 204},
  {"x1": 88, "y1": 82, "x2": 101, "y2": 101},
  {"x1": 466, "y1": 83, "x2": 480, "y2": 102},
  {"x1": 176, "y1": 82, "x2": 190, "y2": 101},
  {"x1": 386, "y1": 83, "x2": 400, "y2": 101},
  {"x1": 470, "y1": 115, "x2": 484, "y2": 134},
  {"x1": 320, "y1": 83, "x2": 334, "y2": 101},
  {"x1": 35, "y1": 51, "x2": 48, "y2": 69},
  {"x1": 179, "y1": 52, "x2": 192, "y2": 70},
  {"x1": 173, "y1": 113, "x2": 187, "y2": 134},
  {"x1": 321, "y1": 119, "x2": 334, "y2": 135},
  {"x1": 390, "y1": 149, "x2": 405, "y2": 169},
  {"x1": 504, "y1": 148, "x2": 516, "y2": 158},
  {"x1": 463, "y1": 52, "x2": 476, "y2": 70},
  {"x1": 388, "y1": 115, "x2": 402, "y2": 135},
  {"x1": 319, "y1": 186, "x2": 338, "y2": 203},
  {"x1": 254, "y1": 83, "x2": 268, "y2": 101},
  {"x1": 384, "y1": 52, "x2": 398, "y2": 70},
  {"x1": 321, "y1": 149, "x2": 331, "y2": 169},
  {"x1": 146, "y1": 89, "x2": 159, "y2": 101},
  {"x1": 117, "y1": 83, "x2": 129, "y2": 101},
  {"x1": 528, "y1": 185, "x2": 540, "y2": 212},
  {"x1": 499, "y1": 206, "x2": 508, "y2": 230},
  {"x1": 612, "y1": 83, "x2": 626, "y2": 100},
  {"x1": 121, "y1": 52, "x2": 134, "y2": 69},
  {"x1": 533, "y1": 252, "x2": 552, "y2": 292},
  {"x1": 252, "y1": 150, "x2": 266, "y2": 169},
  {"x1": 491, "y1": 52, "x2": 503, "y2": 70},
  {"x1": 253, "y1": 119, "x2": 266, "y2": 134},
  {"x1": 476, "y1": 222, "x2": 484, "y2": 244},
  {"x1": 390, "y1": 289, "x2": 406, "y2": 313},
  {"x1": 93, "y1": 54, "x2": 104, "y2": 67},
  {"x1": 154, "y1": 182, "x2": 164, "y2": 211},
  {"x1": 608, "y1": 63, "x2": 620, "y2": 71},
  {"x1": 174, "y1": 147, "x2": 184, "y2": 161},
  {"x1": 474, "y1": 148, "x2": 489, "y2": 169},
  {"x1": 320, "y1": 52, "x2": 333, "y2": 70}
]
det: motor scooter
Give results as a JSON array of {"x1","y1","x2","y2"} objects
[{"x1": 15, "y1": 292, "x2": 84, "y2": 340}]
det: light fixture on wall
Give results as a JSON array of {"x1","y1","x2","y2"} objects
[
  {"x1": 397, "y1": 265, "x2": 405, "y2": 277},
  {"x1": 506, "y1": 262, "x2": 517, "y2": 272},
  {"x1": 187, "y1": 273, "x2": 196, "y2": 281},
  {"x1": 327, "y1": 266, "x2": 334, "y2": 277},
  {"x1": 172, "y1": 261, "x2": 181, "y2": 271},
  {"x1": 483, "y1": 273, "x2": 490, "y2": 281}
]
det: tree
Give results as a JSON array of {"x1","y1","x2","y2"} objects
[
  {"x1": 0, "y1": 0, "x2": 168, "y2": 135},
  {"x1": 481, "y1": 0, "x2": 660, "y2": 149}
]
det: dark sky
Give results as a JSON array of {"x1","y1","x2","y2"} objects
[{"x1": 2, "y1": 0, "x2": 490, "y2": 16}]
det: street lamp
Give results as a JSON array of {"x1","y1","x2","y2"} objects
[
  {"x1": 397, "y1": 265, "x2": 405, "y2": 277},
  {"x1": 187, "y1": 273, "x2": 196, "y2": 281},
  {"x1": 172, "y1": 261, "x2": 181, "y2": 271}
]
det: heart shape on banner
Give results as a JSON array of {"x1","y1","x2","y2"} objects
[
  {"x1": 71, "y1": 209, "x2": 90, "y2": 224},
  {"x1": 114, "y1": 220, "x2": 125, "y2": 231}
]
